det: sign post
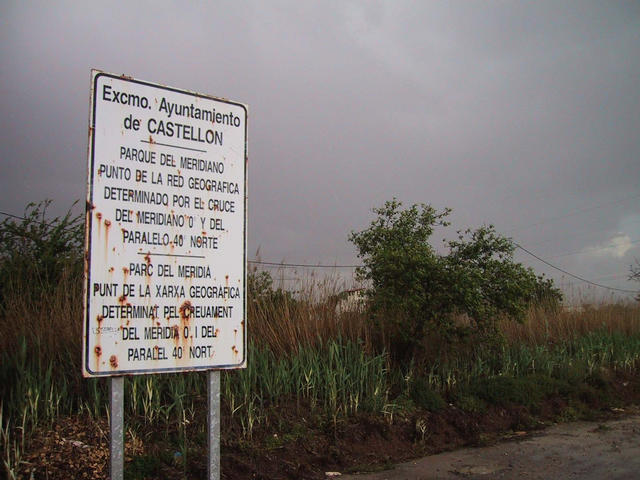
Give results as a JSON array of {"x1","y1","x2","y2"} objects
[
  {"x1": 110, "y1": 376, "x2": 124, "y2": 480},
  {"x1": 207, "y1": 370, "x2": 221, "y2": 479},
  {"x1": 84, "y1": 70, "x2": 247, "y2": 479}
]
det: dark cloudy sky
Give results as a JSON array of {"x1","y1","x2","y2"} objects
[{"x1": 1, "y1": 1, "x2": 639, "y2": 300}]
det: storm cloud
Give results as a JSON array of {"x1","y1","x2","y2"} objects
[{"x1": 1, "y1": 1, "x2": 639, "y2": 299}]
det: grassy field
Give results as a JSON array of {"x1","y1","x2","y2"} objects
[{"x1": 2, "y1": 267, "x2": 640, "y2": 479}]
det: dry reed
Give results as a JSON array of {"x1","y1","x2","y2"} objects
[
  {"x1": 0, "y1": 265, "x2": 83, "y2": 363},
  {"x1": 501, "y1": 301, "x2": 640, "y2": 345},
  {"x1": 248, "y1": 270, "x2": 372, "y2": 354}
]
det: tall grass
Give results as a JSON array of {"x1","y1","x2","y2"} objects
[
  {"x1": 0, "y1": 267, "x2": 391, "y2": 477},
  {"x1": 0, "y1": 266, "x2": 84, "y2": 430},
  {"x1": 502, "y1": 301, "x2": 640, "y2": 344},
  {"x1": 419, "y1": 329, "x2": 640, "y2": 393},
  {"x1": 247, "y1": 271, "x2": 371, "y2": 353},
  {"x1": 2, "y1": 265, "x2": 640, "y2": 478},
  {"x1": 223, "y1": 339, "x2": 389, "y2": 435},
  {"x1": 0, "y1": 264, "x2": 83, "y2": 362}
]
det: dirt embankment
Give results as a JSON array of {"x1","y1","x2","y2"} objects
[
  {"x1": 344, "y1": 411, "x2": 640, "y2": 480},
  {"x1": 13, "y1": 373, "x2": 640, "y2": 480}
]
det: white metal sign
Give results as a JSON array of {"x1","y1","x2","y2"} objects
[{"x1": 83, "y1": 71, "x2": 247, "y2": 376}]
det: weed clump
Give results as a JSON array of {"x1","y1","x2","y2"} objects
[
  {"x1": 465, "y1": 374, "x2": 569, "y2": 412},
  {"x1": 409, "y1": 377, "x2": 446, "y2": 411}
]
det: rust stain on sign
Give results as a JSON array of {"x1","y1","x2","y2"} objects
[{"x1": 179, "y1": 300, "x2": 193, "y2": 321}]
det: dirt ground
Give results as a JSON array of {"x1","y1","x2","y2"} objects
[{"x1": 343, "y1": 412, "x2": 640, "y2": 480}]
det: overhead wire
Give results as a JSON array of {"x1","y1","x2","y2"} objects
[
  {"x1": 0, "y1": 208, "x2": 82, "y2": 233},
  {"x1": 517, "y1": 216, "x2": 640, "y2": 250},
  {"x1": 549, "y1": 238, "x2": 640, "y2": 259},
  {"x1": 248, "y1": 260, "x2": 359, "y2": 268},
  {"x1": 505, "y1": 192, "x2": 640, "y2": 234},
  {"x1": 2, "y1": 208, "x2": 636, "y2": 294},
  {"x1": 250, "y1": 248, "x2": 638, "y2": 295},
  {"x1": 514, "y1": 243, "x2": 637, "y2": 294},
  {"x1": 0, "y1": 210, "x2": 28, "y2": 222}
]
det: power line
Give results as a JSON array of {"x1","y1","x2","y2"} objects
[
  {"x1": 251, "y1": 248, "x2": 638, "y2": 296},
  {"x1": 249, "y1": 260, "x2": 359, "y2": 269},
  {"x1": 4, "y1": 209, "x2": 634, "y2": 294},
  {"x1": 515, "y1": 243, "x2": 638, "y2": 294},
  {"x1": 519, "y1": 216, "x2": 640, "y2": 250},
  {"x1": 0, "y1": 210, "x2": 30, "y2": 222},
  {"x1": 505, "y1": 192, "x2": 640, "y2": 234},
  {"x1": 588, "y1": 272, "x2": 632, "y2": 282},
  {"x1": 0, "y1": 208, "x2": 81, "y2": 233},
  {"x1": 549, "y1": 238, "x2": 640, "y2": 259},
  {"x1": 553, "y1": 272, "x2": 632, "y2": 289}
]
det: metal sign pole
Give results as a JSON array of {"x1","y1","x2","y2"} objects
[
  {"x1": 110, "y1": 376, "x2": 124, "y2": 480},
  {"x1": 207, "y1": 370, "x2": 221, "y2": 480},
  {"x1": 84, "y1": 71, "x2": 247, "y2": 480}
]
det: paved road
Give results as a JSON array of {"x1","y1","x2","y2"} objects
[{"x1": 342, "y1": 414, "x2": 640, "y2": 480}]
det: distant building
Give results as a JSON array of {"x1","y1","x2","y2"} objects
[
  {"x1": 561, "y1": 304, "x2": 585, "y2": 313},
  {"x1": 335, "y1": 288, "x2": 367, "y2": 315}
]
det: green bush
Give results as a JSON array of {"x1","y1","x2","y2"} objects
[
  {"x1": 247, "y1": 268, "x2": 297, "y2": 308},
  {"x1": 455, "y1": 394, "x2": 487, "y2": 414},
  {"x1": 469, "y1": 376, "x2": 530, "y2": 407},
  {"x1": 410, "y1": 377, "x2": 446, "y2": 411},
  {"x1": 0, "y1": 200, "x2": 83, "y2": 311},
  {"x1": 467, "y1": 374, "x2": 568, "y2": 412},
  {"x1": 553, "y1": 360, "x2": 589, "y2": 386}
]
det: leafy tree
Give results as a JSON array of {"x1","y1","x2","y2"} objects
[
  {"x1": 349, "y1": 200, "x2": 450, "y2": 345},
  {"x1": 445, "y1": 225, "x2": 561, "y2": 327},
  {"x1": 349, "y1": 199, "x2": 561, "y2": 359}
]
